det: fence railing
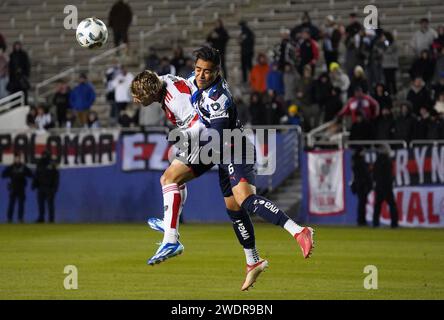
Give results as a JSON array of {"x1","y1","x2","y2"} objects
[
  {"x1": 34, "y1": 66, "x2": 79, "y2": 102},
  {"x1": 0, "y1": 91, "x2": 25, "y2": 113}
]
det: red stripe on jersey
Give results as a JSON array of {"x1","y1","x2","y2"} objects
[
  {"x1": 165, "y1": 90, "x2": 172, "y2": 103},
  {"x1": 174, "y1": 80, "x2": 191, "y2": 94}
]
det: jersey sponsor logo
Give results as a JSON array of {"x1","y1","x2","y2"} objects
[{"x1": 265, "y1": 202, "x2": 279, "y2": 214}]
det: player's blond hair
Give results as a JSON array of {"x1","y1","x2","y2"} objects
[{"x1": 131, "y1": 70, "x2": 163, "y2": 99}]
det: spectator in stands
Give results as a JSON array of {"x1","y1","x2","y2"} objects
[
  {"x1": 283, "y1": 63, "x2": 299, "y2": 107},
  {"x1": 118, "y1": 108, "x2": 138, "y2": 128},
  {"x1": 2, "y1": 153, "x2": 33, "y2": 223},
  {"x1": 69, "y1": 73, "x2": 96, "y2": 127},
  {"x1": 239, "y1": 20, "x2": 255, "y2": 83},
  {"x1": 177, "y1": 58, "x2": 194, "y2": 78},
  {"x1": 157, "y1": 57, "x2": 176, "y2": 76},
  {"x1": 291, "y1": 11, "x2": 320, "y2": 41},
  {"x1": 351, "y1": 148, "x2": 372, "y2": 226},
  {"x1": 434, "y1": 92, "x2": 444, "y2": 114},
  {"x1": 410, "y1": 18, "x2": 437, "y2": 57},
  {"x1": 26, "y1": 106, "x2": 37, "y2": 129},
  {"x1": 108, "y1": 0, "x2": 133, "y2": 48},
  {"x1": 105, "y1": 60, "x2": 121, "y2": 125},
  {"x1": 329, "y1": 62, "x2": 350, "y2": 104},
  {"x1": 285, "y1": 104, "x2": 301, "y2": 126},
  {"x1": 372, "y1": 145, "x2": 398, "y2": 228},
  {"x1": 409, "y1": 49, "x2": 435, "y2": 85},
  {"x1": 111, "y1": 65, "x2": 134, "y2": 114},
  {"x1": 407, "y1": 77, "x2": 432, "y2": 115},
  {"x1": 337, "y1": 86, "x2": 379, "y2": 124},
  {"x1": 264, "y1": 90, "x2": 286, "y2": 125},
  {"x1": 345, "y1": 13, "x2": 362, "y2": 45},
  {"x1": 382, "y1": 31, "x2": 399, "y2": 95},
  {"x1": 0, "y1": 32, "x2": 6, "y2": 52},
  {"x1": 432, "y1": 72, "x2": 444, "y2": 101},
  {"x1": 8, "y1": 41, "x2": 30, "y2": 104},
  {"x1": 324, "y1": 87, "x2": 343, "y2": 123},
  {"x1": 274, "y1": 28, "x2": 296, "y2": 71},
  {"x1": 144, "y1": 47, "x2": 160, "y2": 72},
  {"x1": 0, "y1": 48, "x2": 9, "y2": 99},
  {"x1": 266, "y1": 63, "x2": 284, "y2": 97},
  {"x1": 249, "y1": 53, "x2": 269, "y2": 95},
  {"x1": 416, "y1": 106, "x2": 432, "y2": 139},
  {"x1": 433, "y1": 49, "x2": 444, "y2": 85},
  {"x1": 427, "y1": 109, "x2": 444, "y2": 139},
  {"x1": 374, "y1": 107, "x2": 395, "y2": 140},
  {"x1": 349, "y1": 110, "x2": 374, "y2": 141},
  {"x1": 348, "y1": 65, "x2": 369, "y2": 98},
  {"x1": 373, "y1": 83, "x2": 392, "y2": 111},
  {"x1": 368, "y1": 32, "x2": 386, "y2": 88},
  {"x1": 313, "y1": 72, "x2": 333, "y2": 123},
  {"x1": 87, "y1": 111, "x2": 100, "y2": 129},
  {"x1": 207, "y1": 19, "x2": 230, "y2": 79},
  {"x1": 321, "y1": 15, "x2": 342, "y2": 69},
  {"x1": 296, "y1": 64, "x2": 316, "y2": 130},
  {"x1": 35, "y1": 105, "x2": 54, "y2": 131},
  {"x1": 393, "y1": 102, "x2": 417, "y2": 142},
  {"x1": 32, "y1": 150, "x2": 59, "y2": 223},
  {"x1": 432, "y1": 25, "x2": 444, "y2": 56},
  {"x1": 296, "y1": 29, "x2": 319, "y2": 76},
  {"x1": 170, "y1": 47, "x2": 187, "y2": 76},
  {"x1": 344, "y1": 13, "x2": 363, "y2": 77},
  {"x1": 249, "y1": 92, "x2": 266, "y2": 125},
  {"x1": 52, "y1": 80, "x2": 71, "y2": 127}
]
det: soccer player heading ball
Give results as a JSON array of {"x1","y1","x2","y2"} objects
[{"x1": 131, "y1": 46, "x2": 314, "y2": 291}]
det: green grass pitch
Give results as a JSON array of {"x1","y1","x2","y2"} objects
[{"x1": 0, "y1": 223, "x2": 443, "y2": 299}]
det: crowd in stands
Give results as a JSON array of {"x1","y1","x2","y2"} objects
[
  {"x1": 133, "y1": 12, "x2": 444, "y2": 140},
  {"x1": 2, "y1": 6, "x2": 444, "y2": 140}
]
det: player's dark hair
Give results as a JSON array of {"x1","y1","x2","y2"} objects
[{"x1": 193, "y1": 46, "x2": 221, "y2": 69}]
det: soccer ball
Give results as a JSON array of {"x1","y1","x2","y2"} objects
[{"x1": 76, "y1": 17, "x2": 108, "y2": 49}]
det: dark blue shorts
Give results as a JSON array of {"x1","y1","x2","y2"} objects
[
  {"x1": 187, "y1": 162, "x2": 215, "y2": 177},
  {"x1": 218, "y1": 163, "x2": 256, "y2": 197}
]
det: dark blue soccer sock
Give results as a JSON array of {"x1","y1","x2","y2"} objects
[
  {"x1": 241, "y1": 194, "x2": 290, "y2": 227},
  {"x1": 226, "y1": 209, "x2": 256, "y2": 249}
]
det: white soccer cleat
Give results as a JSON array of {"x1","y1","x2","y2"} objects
[
  {"x1": 147, "y1": 241, "x2": 184, "y2": 266},
  {"x1": 147, "y1": 217, "x2": 165, "y2": 233},
  {"x1": 241, "y1": 259, "x2": 269, "y2": 291}
]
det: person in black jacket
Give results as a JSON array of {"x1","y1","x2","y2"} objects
[
  {"x1": 8, "y1": 41, "x2": 30, "y2": 104},
  {"x1": 372, "y1": 145, "x2": 399, "y2": 228},
  {"x1": 393, "y1": 102, "x2": 417, "y2": 142},
  {"x1": 32, "y1": 151, "x2": 59, "y2": 223},
  {"x1": 108, "y1": 0, "x2": 132, "y2": 48},
  {"x1": 351, "y1": 149, "x2": 372, "y2": 226},
  {"x1": 239, "y1": 20, "x2": 255, "y2": 83},
  {"x1": 2, "y1": 153, "x2": 33, "y2": 223},
  {"x1": 207, "y1": 19, "x2": 230, "y2": 79}
]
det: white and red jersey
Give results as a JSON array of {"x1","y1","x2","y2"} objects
[{"x1": 159, "y1": 74, "x2": 199, "y2": 130}]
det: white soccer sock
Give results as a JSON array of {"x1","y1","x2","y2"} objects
[
  {"x1": 284, "y1": 219, "x2": 305, "y2": 237},
  {"x1": 244, "y1": 247, "x2": 261, "y2": 265},
  {"x1": 162, "y1": 183, "x2": 181, "y2": 244}
]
